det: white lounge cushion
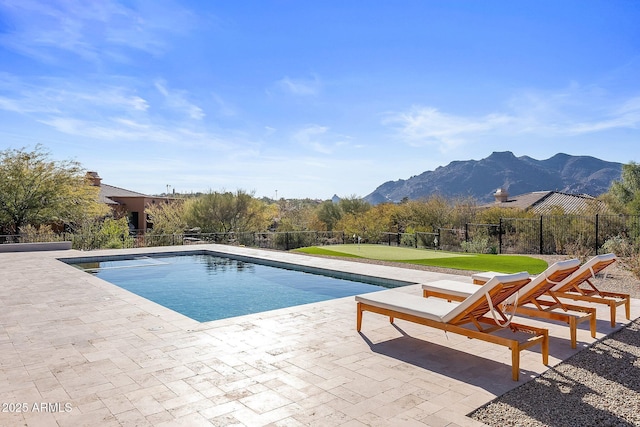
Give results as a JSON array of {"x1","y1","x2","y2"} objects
[
  {"x1": 422, "y1": 279, "x2": 478, "y2": 298},
  {"x1": 357, "y1": 272, "x2": 530, "y2": 324},
  {"x1": 356, "y1": 291, "x2": 459, "y2": 322},
  {"x1": 432, "y1": 259, "x2": 581, "y2": 301},
  {"x1": 441, "y1": 272, "x2": 529, "y2": 323},
  {"x1": 471, "y1": 271, "x2": 503, "y2": 283},
  {"x1": 551, "y1": 253, "x2": 616, "y2": 291}
]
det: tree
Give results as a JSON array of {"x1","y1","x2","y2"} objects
[
  {"x1": 146, "y1": 200, "x2": 188, "y2": 235},
  {"x1": 398, "y1": 196, "x2": 453, "y2": 232},
  {"x1": 338, "y1": 195, "x2": 370, "y2": 216},
  {"x1": 184, "y1": 190, "x2": 269, "y2": 233},
  {"x1": 475, "y1": 205, "x2": 533, "y2": 225},
  {"x1": 0, "y1": 145, "x2": 107, "y2": 234},
  {"x1": 608, "y1": 161, "x2": 640, "y2": 214},
  {"x1": 315, "y1": 200, "x2": 342, "y2": 231},
  {"x1": 272, "y1": 198, "x2": 319, "y2": 231}
]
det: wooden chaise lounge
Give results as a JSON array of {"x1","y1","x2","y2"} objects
[
  {"x1": 422, "y1": 259, "x2": 596, "y2": 349},
  {"x1": 550, "y1": 253, "x2": 630, "y2": 327},
  {"x1": 356, "y1": 272, "x2": 549, "y2": 381}
]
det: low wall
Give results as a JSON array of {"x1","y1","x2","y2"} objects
[{"x1": 0, "y1": 241, "x2": 73, "y2": 253}]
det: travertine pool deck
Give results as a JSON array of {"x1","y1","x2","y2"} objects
[{"x1": 1, "y1": 245, "x2": 638, "y2": 426}]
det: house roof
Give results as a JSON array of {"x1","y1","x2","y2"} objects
[
  {"x1": 483, "y1": 190, "x2": 607, "y2": 214},
  {"x1": 98, "y1": 183, "x2": 152, "y2": 205}
]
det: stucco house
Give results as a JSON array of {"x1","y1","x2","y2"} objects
[{"x1": 86, "y1": 172, "x2": 171, "y2": 232}]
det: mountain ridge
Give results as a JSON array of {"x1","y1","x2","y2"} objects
[{"x1": 364, "y1": 151, "x2": 623, "y2": 204}]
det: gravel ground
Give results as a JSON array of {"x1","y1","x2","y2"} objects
[
  {"x1": 311, "y1": 252, "x2": 640, "y2": 427},
  {"x1": 468, "y1": 254, "x2": 640, "y2": 427},
  {"x1": 469, "y1": 317, "x2": 640, "y2": 427}
]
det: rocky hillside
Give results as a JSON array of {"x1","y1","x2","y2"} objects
[{"x1": 364, "y1": 151, "x2": 622, "y2": 204}]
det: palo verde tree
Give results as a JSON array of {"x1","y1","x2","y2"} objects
[
  {"x1": 146, "y1": 199, "x2": 188, "y2": 235},
  {"x1": 184, "y1": 190, "x2": 270, "y2": 233},
  {"x1": 0, "y1": 145, "x2": 107, "y2": 234}
]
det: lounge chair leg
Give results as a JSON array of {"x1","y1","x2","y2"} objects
[
  {"x1": 356, "y1": 303, "x2": 363, "y2": 332},
  {"x1": 590, "y1": 312, "x2": 597, "y2": 338},
  {"x1": 610, "y1": 302, "x2": 616, "y2": 327},
  {"x1": 569, "y1": 317, "x2": 577, "y2": 349},
  {"x1": 389, "y1": 316, "x2": 394, "y2": 324},
  {"x1": 626, "y1": 298, "x2": 631, "y2": 320},
  {"x1": 542, "y1": 331, "x2": 549, "y2": 366},
  {"x1": 511, "y1": 345, "x2": 520, "y2": 381}
]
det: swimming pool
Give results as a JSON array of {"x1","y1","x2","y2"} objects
[{"x1": 67, "y1": 252, "x2": 406, "y2": 322}]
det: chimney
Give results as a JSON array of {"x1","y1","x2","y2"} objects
[
  {"x1": 86, "y1": 171, "x2": 102, "y2": 187},
  {"x1": 494, "y1": 188, "x2": 508, "y2": 203}
]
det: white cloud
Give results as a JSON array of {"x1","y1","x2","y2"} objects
[
  {"x1": 0, "y1": 0, "x2": 196, "y2": 63},
  {"x1": 276, "y1": 75, "x2": 321, "y2": 96},
  {"x1": 0, "y1": 74, "x2": 229, "y2": 149},
  {"x1": 383, "y1": 106, "x2": 513, "y2": 149},
  {"x1": 567, "y1": 96, "x2": 640, "y2": 134},
  {"x1": 211, "y1": 93, "x2": 236, "y2": 117},
  {"x1": 289, "y1": 124, "x2": 355, "y2": 155},
  {"x1": 39, "y1": 116, "x2": 176, "y2": 142},
  {"x1": 292, "y1": 124, "x2": 332, "y2": 154},
  {"x1": 384, "y1": 86, "x2": 640, "y2": 149},
  {"x1": 154, "y1": 80, "x2": 204, "y2": 120},
  {"x1": 0, "y1": 75, "x2": 149, "y2": 115}
]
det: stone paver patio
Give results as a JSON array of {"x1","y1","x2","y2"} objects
[{"x1": 1, "y1": 244, "x2": 638, "y2": 426}]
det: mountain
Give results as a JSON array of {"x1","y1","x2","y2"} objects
[{"x1": 364, "y1": 151, "x2": 623, "y2": 204}]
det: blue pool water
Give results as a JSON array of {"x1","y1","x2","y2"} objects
[{"x1": 70, "y1": 253, "x2": 398, "y2": 322}]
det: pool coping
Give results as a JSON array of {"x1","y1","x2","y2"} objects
[{"x1": 61, "y1": 249, "x2": 415, "y2": 323}]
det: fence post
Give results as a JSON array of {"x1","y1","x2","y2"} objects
[
  {"x1": 595, "y1": 214, "x2": 599, "y2": 255},
  {"x1": 415, "y1": 232, "x2": 418, "y2": 248},
  {"x1": 499, "y1": 218, "x2": 502, "y2": 254},
  {"x1": 539, "y1": 216, "x2": 543, "y2": 255},
  {"x1": 464, "y1": 223, "x2": 469, "y2": 242},
  {"x1": 437, "y1": 229, "x2": 441, "y2": 250}
]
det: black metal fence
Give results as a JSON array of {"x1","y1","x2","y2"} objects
[
  {"x1": 498, "y1": 214, "x2": 640, "y2": 255},
  {"x1": 352, "y1": 214, "x2": 640, "y2": 255},
  {"x1": 2, "y1": 214, "x2": 639, "y2": 255},
  {"x1": 0, "y1": 231, "x2": 349, "y2": 251}
]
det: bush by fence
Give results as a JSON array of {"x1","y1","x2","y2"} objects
[{"x1": 1, "y1": 214, "x2": 639, "y2": 255}]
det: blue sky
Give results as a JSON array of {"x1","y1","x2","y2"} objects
[{"x1": 1, "y1": 1, "x2": 639, "y2": 199}]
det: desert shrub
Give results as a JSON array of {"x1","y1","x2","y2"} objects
[
  {"x1": 624, "y1": 255, "x2": 640, "y2": 279},
  {"x1": 99, "y1": 217, "x2": 134, "y2": 249},
  {"x1": 18, "y1": 224, "x2": 60, "y2": 242},
  {"x1": 602, "y1": 234, "x2": 640, "y2": 279},
  {"x1": 460, "y1": 236, "x2": 491, "y2": 254},
  {"x1": 602, "y1": 234, "x2": 635, "y2": 258},
  {"x1": 400, "y1": 233, "x2": 416, "y2": 247},
  {"x1": 563, "y1": 234, "x2": 595, "y2": 262}
]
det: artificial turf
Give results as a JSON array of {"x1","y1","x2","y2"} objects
[{"x1": 294, "y1": 244, "x2": 548, "y2": 274}]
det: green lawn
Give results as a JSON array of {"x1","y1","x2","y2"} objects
[{"x1": 294, "y1": 244, "x2": 548, "y2": 274}]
